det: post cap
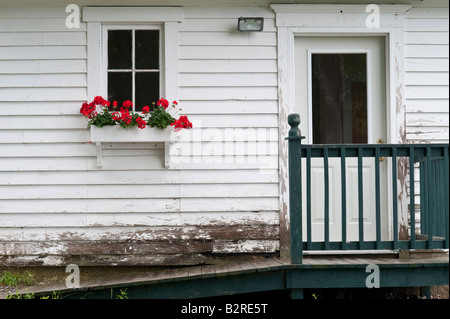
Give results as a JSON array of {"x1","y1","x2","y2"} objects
[{"x1": 286, "y1": 113, "x2": 305, "y2": 140}]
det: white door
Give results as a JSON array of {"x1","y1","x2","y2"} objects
[{"x1": 294, "y1": 36, "x2": 390, "y2": 243}]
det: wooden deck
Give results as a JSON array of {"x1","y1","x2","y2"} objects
[{"x1": 18, "y1": 252, "x2": 449, "y2": 299}]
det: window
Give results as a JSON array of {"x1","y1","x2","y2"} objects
[
  {"x1": 84, "y1": 7, "x2": 182, "y2": 109},
  {"x1": 312, "y1": 53, "x2": 367, "y2": 144},
  {"x1": 106, "y1": 27, "x2": 161, "y2": 112}
]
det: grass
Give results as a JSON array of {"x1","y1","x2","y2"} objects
[{"x1": 0, "y1": 269, "x2": 35, "y2": 287}]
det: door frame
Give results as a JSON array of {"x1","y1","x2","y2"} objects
[{"x1": 271, "y1": 4, "x2": 411, "y2": 258}]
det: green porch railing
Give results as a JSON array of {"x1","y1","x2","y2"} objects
[{"x1": 286, "y1": 114, "x2": 449, "y2": 264}]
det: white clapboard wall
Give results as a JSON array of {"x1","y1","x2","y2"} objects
[
  {"x1": 405, "y1": 6, "x2": 449, "y2": 144},
  {"x1": 403, "y1": 5, "x2": 449, "y2": 234},
  {"x1": 0, "y1": 5, "x2": 280, "y2": 266}
]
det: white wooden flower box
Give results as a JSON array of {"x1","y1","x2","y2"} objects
[{"x1": 90, "y1": 126, "x2": 177, "y2": 168}]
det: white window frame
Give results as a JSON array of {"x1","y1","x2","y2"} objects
[
  {"x1": 103, "y1": 25, "x2": 162, "y2": 112},
  {"x1": 83, "y1": 7, "x2": 182, "y2": 104}
]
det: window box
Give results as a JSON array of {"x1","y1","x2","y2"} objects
[
  {"x1": 90, "y1": 125, "x2": 173, "y2": 143},
  {"x1": 90, "y1": 125, "x2": 177, "y2": 168}
]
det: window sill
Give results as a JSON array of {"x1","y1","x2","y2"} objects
[{"x1": 90, "y1": 125, "x2": 177, "y2": 168}]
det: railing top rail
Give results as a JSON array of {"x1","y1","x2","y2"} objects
[
  {"x1": 298, "y1": 144, "x2": 450, "y2": 148},
  {"x1": 295, "y1": 144, "x2": 449, "y2": 158}
]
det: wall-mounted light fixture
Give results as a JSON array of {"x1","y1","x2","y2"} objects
[{"x1": 238, "y1": 17, "x2": 264, "y2": 32}]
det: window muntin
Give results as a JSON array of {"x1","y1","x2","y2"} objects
[{"x1": 106, "y1": 27, "x2": 161, "y2": 112}]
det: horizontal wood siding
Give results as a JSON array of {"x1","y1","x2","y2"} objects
[
  {"x1": 176, "y1": 6, "x2": 280, "y2": 255},
  {"x1": 0, "y1": 6, "x2": 280, "y2": 266},
  {"x1": 404, "y1": 5, "x2": 449, "y2": 236},
  {"x1": 405, "y1": 7, "x2": 449, "y2": 144}
]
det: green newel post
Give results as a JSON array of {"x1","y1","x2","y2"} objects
[{"x1": 285, "y1": 114, "x2": 305, "y2": 265}]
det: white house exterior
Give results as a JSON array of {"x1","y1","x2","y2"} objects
[{"x1": 0, "y1": 0, "x2": 448, "y2": 266}]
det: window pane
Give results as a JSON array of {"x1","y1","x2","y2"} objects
[
  {"x1": 312, "y1": 53, "x2": 367, "y2": 144},
  {"x1": 108, "y1": 30, "x2": 132, "y2": 69},
  {"x1": 135, "y1": 30, "x2": 159, "y2": 70},
  {"x1": 108, "y1": 72, "x2": 132, "y2": 107},
  {"x1": 135, "y1": 72, "x2": 159, "y2": 111}
]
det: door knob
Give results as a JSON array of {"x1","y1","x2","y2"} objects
[{"x1": 377, "y1": 138, "x2": 385, "y2": 161}]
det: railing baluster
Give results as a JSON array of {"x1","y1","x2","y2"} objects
[
  {"x1": 358, "y1": 146, "x2": 364, "y2": 249},
  {"x1": 341, "y1": 146, "x2": 347, "y2": 250},
  {"x1": 375, "y1": 146, "x2": 381, "y2": 249},
  {"x1": 306, "y1": 148, "x2": 312, "y2": 250},
  {"x1": 392, "y1": 146, "x2": 399, "y2": 250},
  {"x1": 444, "y1": 147, "x2": 449, "y2": 249},
  {"x1": 324, "y1": 147, "x2": 330, "y2": 250},
  {"x1": 428, "y1": 147, "x2": 439, "y2": 248},
  {"x1": 427, "y1": 146, "x2": 435, "y2": 249},
  {"x1": 438, "y1": 159, "x2": 445, "y2": 238},
  {"x1": 420, "y1": 156, "x2": 429, "y2": 245},
  {"x1": 409, "y1": 146, "x2": 416, "y2": 249}
]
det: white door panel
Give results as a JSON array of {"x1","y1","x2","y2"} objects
[{"x1": 295, "y1": 36, "x2": 391, "y2": 243}]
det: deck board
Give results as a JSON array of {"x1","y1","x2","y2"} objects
[
  {"x1": 187, "y1": 265, "x2": 203, "y2": 280},
  {"x1": 145, "y1": 269, "x2": 167, "y2": 283},
  {"x1": 212, "y1": 264, "x2": 230, "y2": 276},
  {"x1": 159, "y1": 268, "x2": 180, "y2": 283},
  {"x1": 225, "y1": 263, "x2": 245, "y2": 275},
  {"x1": 264, "y1": 258, "x2": 287, "y2": 270},
  {"x1": 201, "y1": 265, "x2": 216, "y2": 278},
  {"x1": 17, "y1": 254, "x2": 449, "y2": 297},
  {"x1": 173, "y1": 267, "x2": 190, "y2": 282},
  {"x1": 249, "y1": 260, "x2": 273, "y2": 272},
  {"x1": 239, "y1": 261, "x2": 257, "y2": 273}
]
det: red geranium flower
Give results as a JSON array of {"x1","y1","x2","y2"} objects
[
  {"x1": 112, "y1": 112, "x2": 120, "y2": 121},
  {"x1": 93, "y1": 96, "x2": 110, "y2": 107},
  {"x1": 122, "y1": 100, "x2": 133, "y2": 108},
  {"x1": 157, "y1": 98, "x2": 169, "y2": 110},
  {"x1": 142, "y1": 106, "x2": 150, "y2": 114},
  {"x1": 136, "y1": 117, "x2": 146, "y2": 129},
  {"x1": 81, "y1": 95, "x2": 191, "y2": 131},
  {"x1": 80, "y1": 101, "x2": 96, "y2": 118},
  {"x1": 171, "y1": 115, "x2": 192, "y2": 130}
]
